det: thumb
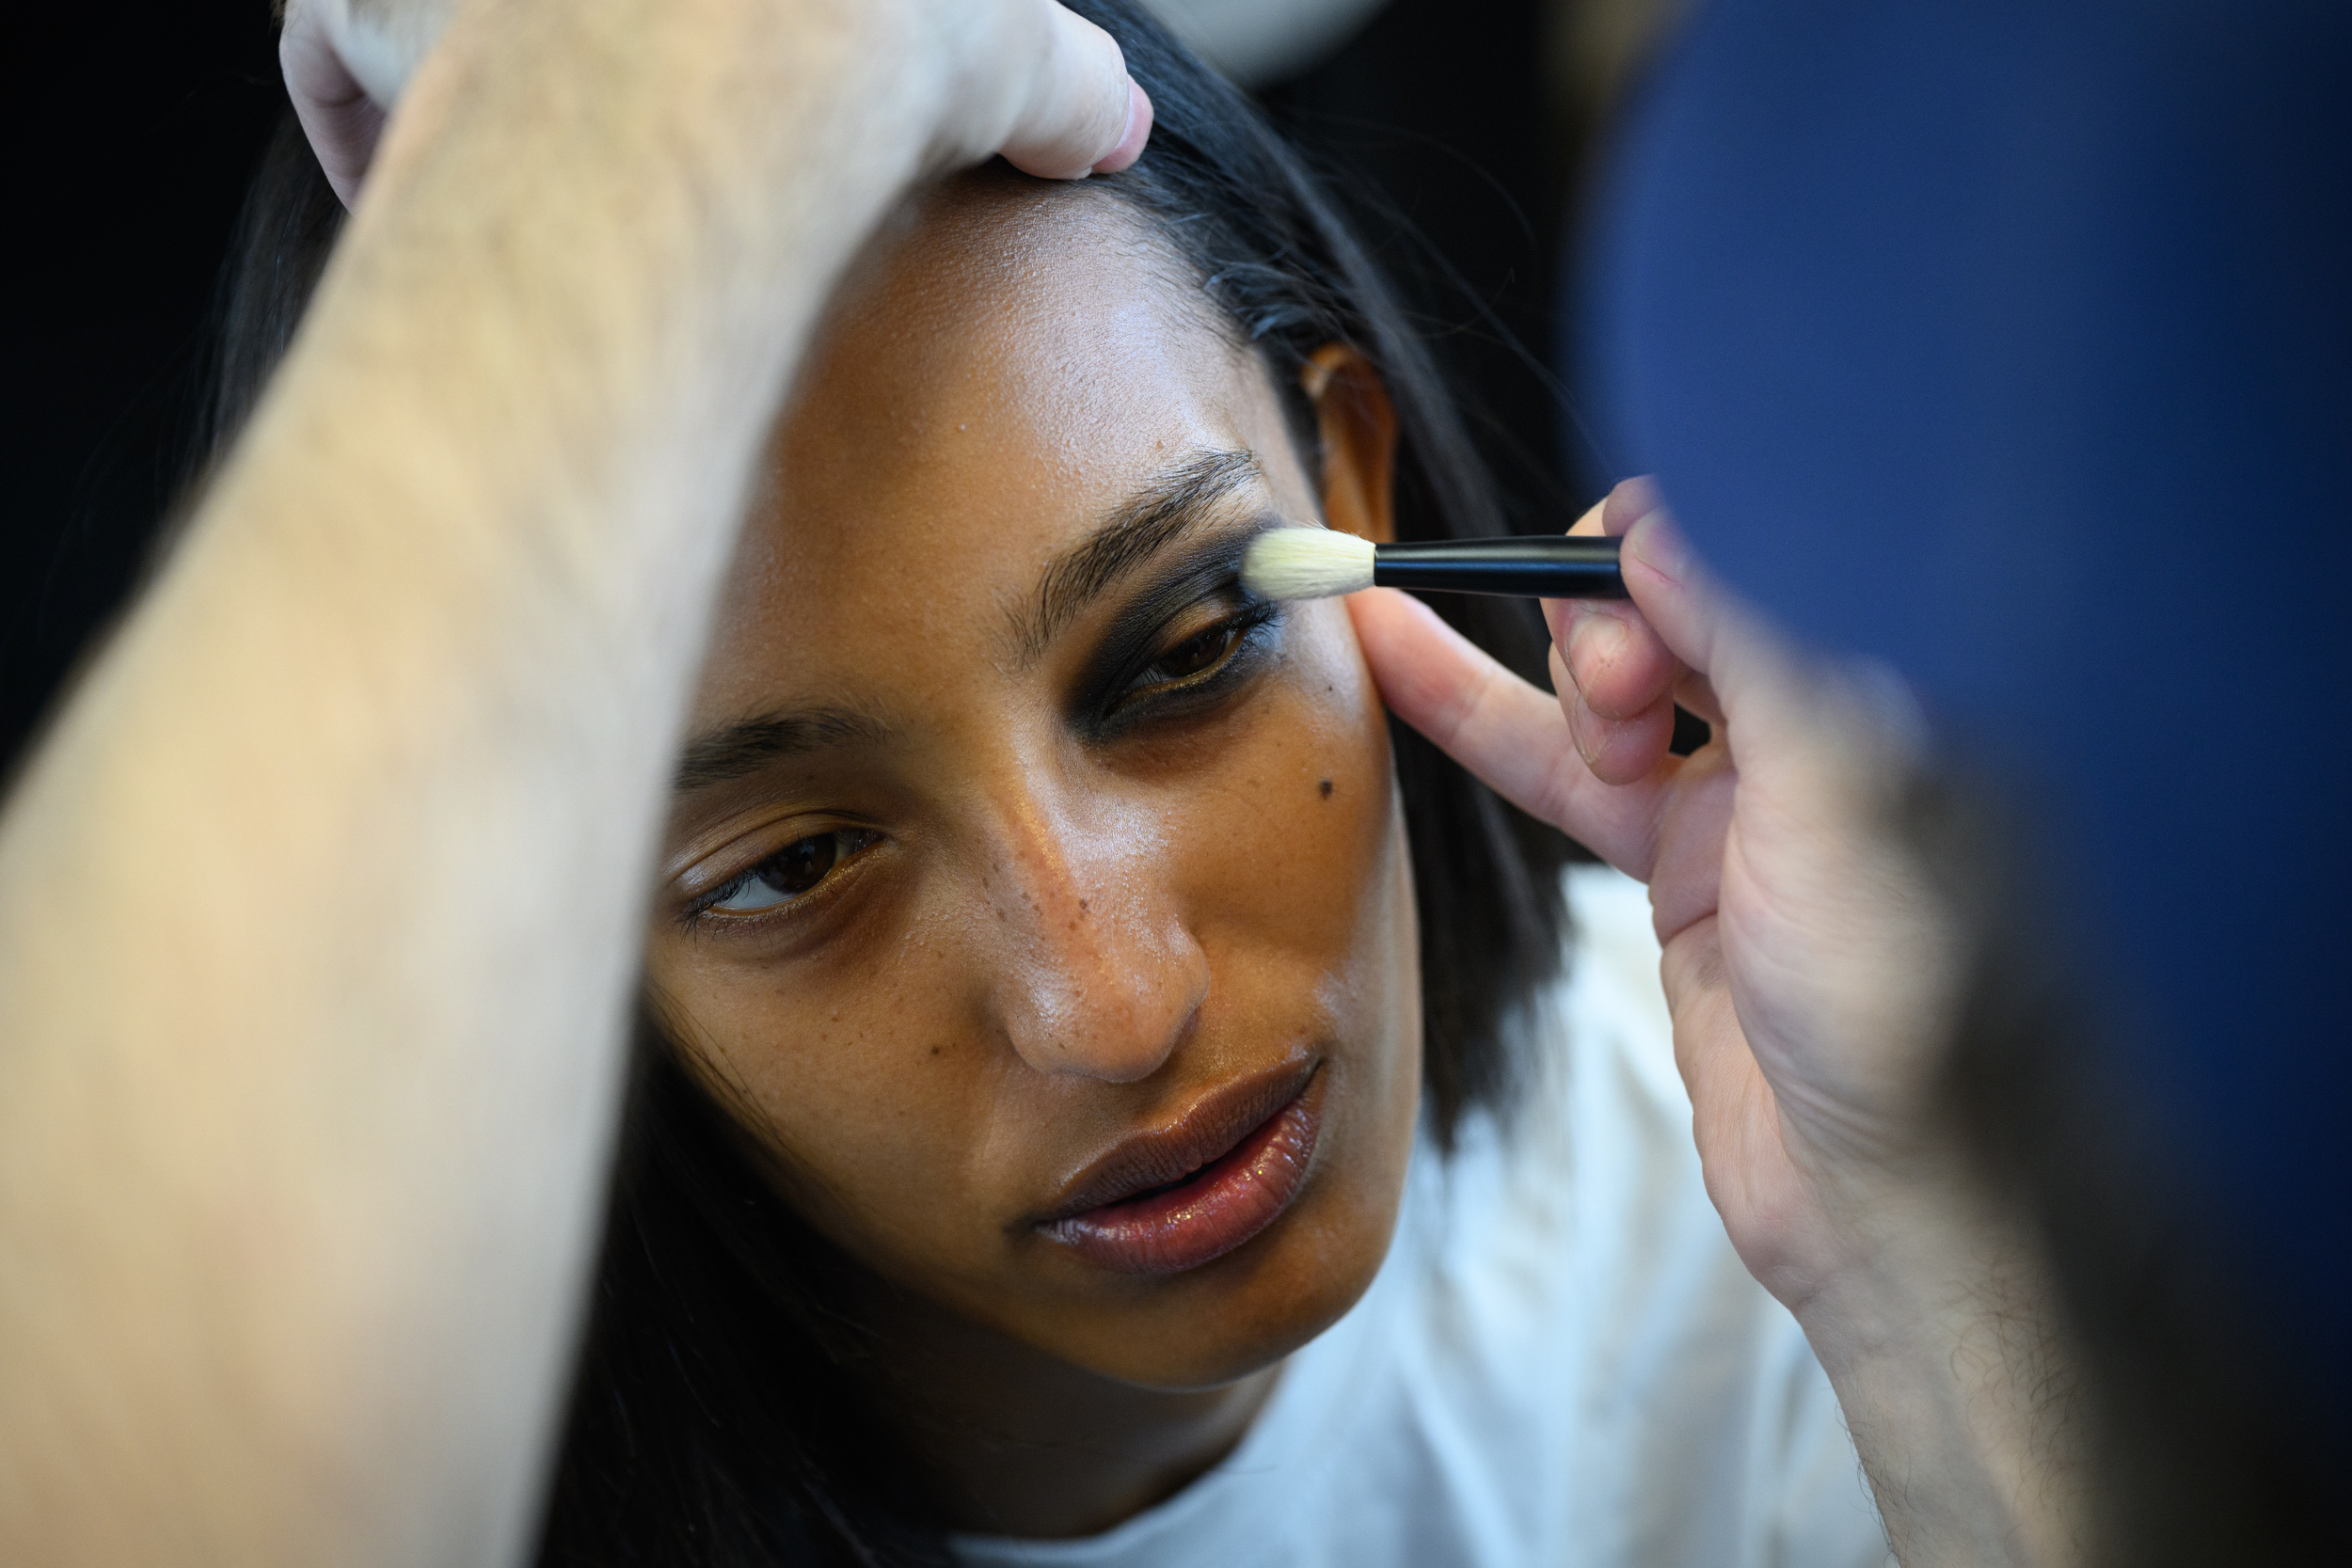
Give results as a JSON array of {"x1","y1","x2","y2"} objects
[
  {"x1": 1619, "y1": 509, "x2": 1929, "y2": 833},
  {"x1": 993, "y1": 5, "x2": 1152, "y2": 179},
  {"x1": 1615, "y1": 508, "x2": 1821, "y2": 769},
  {"x1": 281, "y1": 4, "x2": 387, "y2": 210},
  {"x1": 280, "y1": 0, "x2": 459, "y2": 209}
]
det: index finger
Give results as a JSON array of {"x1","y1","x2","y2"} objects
[
  {"x1": 1348, "y1": 586, "x2": 1676, "y2": 879},
  {"x1": 1614, "y1": 512, "x2": 1804, "y2": 756}
]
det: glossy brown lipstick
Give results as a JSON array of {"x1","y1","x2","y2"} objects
[{"x1": 1036, "y1": 1061, "x2": 1323, "y2": 1275}]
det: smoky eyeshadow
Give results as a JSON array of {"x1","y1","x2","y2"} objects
[{"x1": 1068, "y1": 521, "x2": 1287, "y2": 741}]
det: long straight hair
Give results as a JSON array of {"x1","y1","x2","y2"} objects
[{"x1": 204, "y1": 4, "x2": 1574, "y2": 1560}]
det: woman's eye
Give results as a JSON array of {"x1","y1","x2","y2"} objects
[
  {"x1": 705, "y1": 829, "x2": 879, "y2": 915},
  {"x1": 1089, "y1": 600, "x2": 1279, "y2": 730},
  {"x1": 1139, "y1": 621, "x2": 1242, "y2": 689}
]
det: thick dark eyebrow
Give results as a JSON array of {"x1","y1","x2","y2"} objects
[
  {"x1": 672, "y1": 705, "x2": 889, "y2": 793},
  {"x1": 1012, "y1": 450, "x2": 1263, "y2": 666}
]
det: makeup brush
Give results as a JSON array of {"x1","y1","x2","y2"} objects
[{"x1": 1241, "y1": 529, "x2": 1626, "y2": 602}]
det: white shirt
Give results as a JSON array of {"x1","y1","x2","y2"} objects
[{"x1": 955, "y1": 867, "x2": 1893, "y2": 1568}]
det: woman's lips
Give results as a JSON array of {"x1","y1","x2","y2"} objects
[{"x1": 1037, "y1": 1065, "x2": 1324, "y2": 1276}]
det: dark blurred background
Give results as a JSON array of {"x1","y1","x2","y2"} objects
[
  {"x1": 5, "y1": 6, "x2": 285, "y2": 770},
  {"x1": 1, "y1": 0, "x2": 1682, "y2": 774}
]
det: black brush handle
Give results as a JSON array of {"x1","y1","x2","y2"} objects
[{"x1": 1372, "y1": 535, "x2": 1627, "y2": 598}]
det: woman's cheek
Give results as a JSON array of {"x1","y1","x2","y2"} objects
[
  {"x1": 1152, "y1": 600, "x2": 1409, "y2": 1110},
  {"x1": 1202, "y1": 599, "x2": 1394, "y2": 927},
  {"x1": 646, "y1": 932, "x2": 997, "y2": 1267},
  {"x1": 1262, "y1": 596, "x2": 1421, "y2": 1079}
]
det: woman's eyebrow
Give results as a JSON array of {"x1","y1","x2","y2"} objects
[
  {"x1": 674, "y1": 452, "x2": 1263, "y2": 794},
  {"x1": 1012, "y1": 449, "x2": 1264, "y2": 666},
  {"x1": 673, "y1": 705, "x2": 891, "y2": 793}
]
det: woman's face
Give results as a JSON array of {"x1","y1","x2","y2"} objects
[{"x1": 645, "y1": 178, "x2": 1422, "y2": 1391}]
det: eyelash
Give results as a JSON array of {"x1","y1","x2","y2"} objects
[
  {"x1": 682, "y1": 826, "x2": 883, "y2": 927},
  {"x1": 1105, "y1": 602, "x2": 1282, "y2": 722}
]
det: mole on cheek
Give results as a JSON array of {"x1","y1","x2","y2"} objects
[{"x1": 1319, "y1": 778, "x2": 1334, "y2": 799}]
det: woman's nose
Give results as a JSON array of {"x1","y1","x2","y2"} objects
[{"x1": 974, "y1": 797, "x2": 1209, "y2": 1084}]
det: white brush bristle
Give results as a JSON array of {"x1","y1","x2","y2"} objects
[{"x1": 1242, "y1": 529, "x2": 1375, "y2": 601}]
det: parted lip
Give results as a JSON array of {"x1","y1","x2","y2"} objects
[{"x1": 1028, "y1": 1056, "x2": 1321, "y2": 1228}]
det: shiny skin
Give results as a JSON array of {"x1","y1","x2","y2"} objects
[{"x1": 641, "y1": 174, "x2": 1422, "y2": 1531}]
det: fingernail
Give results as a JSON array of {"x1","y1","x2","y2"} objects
[
  {"x1": 1567, "y1": 699, "x2": 1607, "y2": 768},
  {"x1": 1567, "y1": 611, "x2": 1628, "y2": 685},
  {"x1": 1092, "y1": 81, "x2": 1153, "y2": 174}
]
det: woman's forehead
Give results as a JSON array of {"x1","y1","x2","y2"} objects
[
  {"x1": 771, "y1": 179, "x2": 1254, "y2": 530},
  {"x1": 698, "y1": 183, "x2": 1295, "y2": 705}
]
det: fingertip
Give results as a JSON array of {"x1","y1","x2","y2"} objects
[
  {"x1": 1347, "y1": 582, "x2": 1439, "y2": 635},
  {"x1": 280, "y1": 13, "x2": 384, "y2": 211},
  {"x1": 1541, "y1": 594, "x2": 1573, "y2": 648},
  {"x1": 1346, "y1": 584, "x2": 1450, "y2": 680},
  {"x1": 1091, "y1": 81, "x2": 1152, "y2": 173},
  {"x1": 1572, "y1": 695, "x2": 1678, "y2": 785},
  {"x1": 1622, "y1": 505, "x2": 1693, "y2": 583},
  {"x1": 1601, "y1": 475, "x2": 1665, "y2": 537},
  {"x1": 1546, "y1": 501, "x2": 1609, "y2": 644},
  {"x1": 1565, "y1": 610, "x2": 1630, "y2": 692},
  {"x1": 1343, "y1": 583, "x2": 1411, "y2": 664},
  {"x1": 1564, "y1": 602, "x2": 1679, "y2": 720}
]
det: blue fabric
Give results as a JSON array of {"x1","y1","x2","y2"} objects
[{"x1": 1591, "y1": 0, "x2": 2352, "y2": 1397}]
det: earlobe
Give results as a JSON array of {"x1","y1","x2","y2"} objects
[{"x1": 1302, "y1": 343, "x2": 1398, "y2": 546}]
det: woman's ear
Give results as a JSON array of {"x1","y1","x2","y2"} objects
[{"x1": 1302, "y1": 343, "x2": 1398, "y2": 546}]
